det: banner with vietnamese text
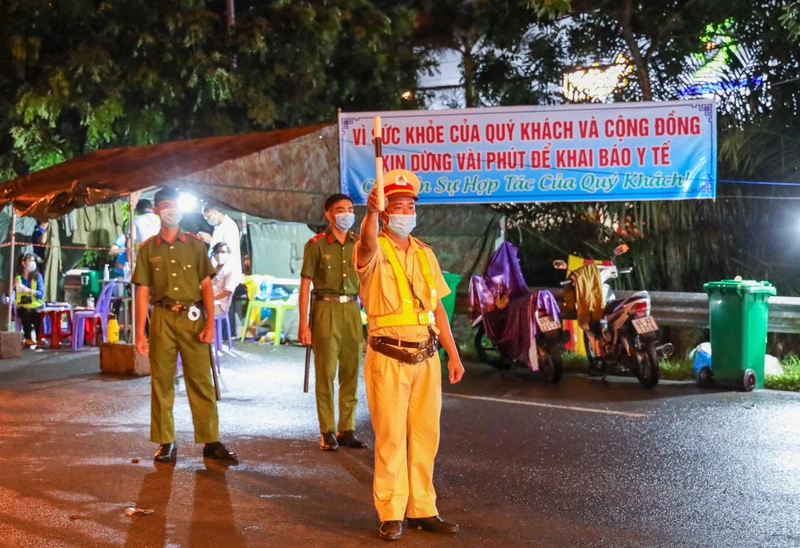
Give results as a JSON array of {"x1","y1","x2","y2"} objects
[{"x1": 338, "y1": 100, "x2": 716, "y2": 204}]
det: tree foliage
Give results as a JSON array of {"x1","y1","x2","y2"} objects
[
  {"x1": 503, "y1": 0, "x2": 800, "y2": 306},
  {"x1": 0, "y1": 0, "x2": 426, "y2": 181}
]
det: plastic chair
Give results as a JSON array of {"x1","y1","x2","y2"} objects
[
  {"x1": 38, "y1": 308, "x2": 73, "y2": 348},
  {"x1": 215, "y1": 297, "x2": 233, "y2": 352},
  {"x1": 39, "y1": 302, "x2": 74, "y2": 341},
  {"x1": 72, "y1": 282, "x2": 115, "y2": 349},
  {"x1": 239, "y1": 275, "x2": 297, "y2": 343}
]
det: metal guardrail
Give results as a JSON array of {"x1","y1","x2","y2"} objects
[{"x1": 527, "y1": 288, "x2": 800, "y2": 334}]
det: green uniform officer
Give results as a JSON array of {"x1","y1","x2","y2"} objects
[
  {"x1": 299, "y1": 193, "x2": 366, "y2": 451},
  {"x1": 133, "y1": 187, "x2": 238, "y2": 464}
]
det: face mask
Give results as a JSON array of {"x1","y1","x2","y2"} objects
[
  {"x1": 387, "y1": 214, "x2": 417, "y2": 239},
  {"x1": 205, "y1": 214, "x2": 219, "y2": 227},
  {"x1": 159, "y1": 208, "x2": 183, "y2": 228},
  {"x1": 26, "y1": 262, "x2": 36, "y2": 273},
  {"x1": 215, "y1": 253, "x2": 229, "y2": 266},
  {"x1": 334, "y1": 213, "x2": 355, "y2": 232}
]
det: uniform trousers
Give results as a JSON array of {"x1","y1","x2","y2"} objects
[
  {"x1": 149, "y1": 307, "x2": 219, "y2": 444},
  {"x1": 312, "y1": 300, "x2": 362, "y2": 434},
  {"x1": 364, "y1": 345, "x2": 442, "y2": 521}
]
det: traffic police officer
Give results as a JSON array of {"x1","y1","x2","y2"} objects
[
  {"x1": 299, "y1": 193, "x2": 366, "y2": 451},
  {"x1": 355, "y1": 170, "x2": 465, "y2": 541},
  {"x1": 133, "y1": 187, "x2": 238, "y2": 464}
]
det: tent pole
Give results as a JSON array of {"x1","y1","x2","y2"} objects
[
  {"x1": 7, "y1": 205, "x2": 16, "y2": 332},
  {"x1": 128, "y1": 195, "x2": 136, "y2": 343}
]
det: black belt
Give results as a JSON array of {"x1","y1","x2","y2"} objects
[
  {"x1": 315, "y1": 295, "x2": 357, "y2": 303},
  {"x1": 369, "y1": 336, "x2": 439, "y2": 364}
]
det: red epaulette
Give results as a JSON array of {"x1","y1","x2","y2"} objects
[
  {"x1": 413, "y1": 237, "x2": 430, "y2": 249},
  {"x1": 141, "y1": 235, "x2": 156, "y2": 247},
  {"x1": 309, "y1": 232, "x2": 326, "y2": 244}
]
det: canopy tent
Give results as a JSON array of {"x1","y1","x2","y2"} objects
[{"x1": 1, "y1": 124, "x2": 338, "y2": 225}]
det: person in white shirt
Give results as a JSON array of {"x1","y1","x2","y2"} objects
[
  {"x1": 199, "y1": 202, "x2": 242, "y2": 277},
  {"x1": 134, "y1": 200, "x2": 162, "y2": 247},
  {"x1": 211, "y1": 242, "x2": 241, "y2": 317}
]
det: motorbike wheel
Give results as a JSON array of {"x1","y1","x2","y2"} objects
[
  {"x1": 473, "y1": 325, "x2": 510, "y2": 369},
  {"x1": 636, "y1": 342, "x2": 661, "y2": 389},
  {"x1": 539, "y1": 347, "x2": 564, "y2": 384}
]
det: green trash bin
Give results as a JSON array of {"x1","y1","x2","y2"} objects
[
  {"x1": 81, "y1": 270, "x2": 104, "y2": 301},
  {"x1": 439, "y1": 272, "x2": 462, "y2": 362},
  {"x1": 703, "y1": 279, "x2": 776, "y2": 391}
]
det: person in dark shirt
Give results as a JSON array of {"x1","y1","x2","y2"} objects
[{"x1": 31, "y1": 221, "x2": 48, "y2": 263}]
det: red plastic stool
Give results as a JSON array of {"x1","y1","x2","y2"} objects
[
  {"x1": 39, "y1": 309, "x2": 73, "y2": 348},
  {"x1": 84, "y1": 317, "x2": 101, "y2": 346}
]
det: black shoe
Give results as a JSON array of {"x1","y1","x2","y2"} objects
[
  {"x1": 320, "y1": 432, "x2": 339, "y2": 451},
  {"x1": 379, "y1": 520, "x2": 403, "y2": 541},
  {"x1": 336, "y1": 430, "x2": 367, "y2": 449},
  {"x1": 154, "y1": 443, "x2": 177, "y2": 463},
  {"x1": 407, "y1": 516, "x2": 459, "y2": 534},
  {"x1": 202, "y1": 442, "x2": 238, "y2": 462}
]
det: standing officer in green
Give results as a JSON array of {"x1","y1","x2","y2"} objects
[
  {"x1": 298, "y1": 193, "x2": 366, "y2": 451},
  {"x1": 133, "y1": 187, "x2": 238, "y2": 464}
]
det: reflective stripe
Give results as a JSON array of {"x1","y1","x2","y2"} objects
[
  {"x1": 16, "y1": 276, "x2": 42, "y2": 309},
  {"x1": 413, "y1": 238, "x2": 438, "y2": 313},
  {"x1": 368, "y1": 237, "x2": 437, "y2": 330}
]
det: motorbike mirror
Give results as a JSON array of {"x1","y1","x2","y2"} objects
[
  {"x1": 614, "y1": 244, "x2": 630, "y2": 256},
  {"x1": 553, "y1": 260, "x2": 567, "y2": 270}
]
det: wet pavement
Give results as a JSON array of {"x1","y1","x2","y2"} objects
[{"x1": 0, "y1": 340, "x2": 799, "y2": 547}]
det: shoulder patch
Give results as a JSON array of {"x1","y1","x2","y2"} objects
[{"x1": 309, "y1": 232, "x2": 326, "y2": 244}]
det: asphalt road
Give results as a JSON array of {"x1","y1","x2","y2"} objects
[{"x1": 0, "y1": 343, "x2": 798, "y2": 547}]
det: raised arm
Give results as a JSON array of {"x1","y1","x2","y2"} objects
[{"x1": 357, "y1": 186, "x2": 382, "y2": 269}]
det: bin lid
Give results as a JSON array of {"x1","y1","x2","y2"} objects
[{"x1": 703, "y1": 279, "x2": 777, "y2": 296}]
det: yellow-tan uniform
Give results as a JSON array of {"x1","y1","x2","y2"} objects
[{"x1": 355, "y1": 232, "x2": 451, "y2": 522}]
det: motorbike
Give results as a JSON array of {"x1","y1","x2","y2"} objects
[
  {"x1": 557, "y1": 245, "x2": 674, "y2": 389},
  {"x1": 469, "y1": 242, "x2": 567, "y2": 383}
]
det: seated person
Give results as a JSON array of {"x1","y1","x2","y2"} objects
[
  {"x1": 15, "y1": 253, "x2": 44, "y2": 347},
  {"x1": 109, "y1": 233, "x2": 129, "y2": 320},
  {"x1": 212, "y1": 242, "x2": 241, "y2": 318}
]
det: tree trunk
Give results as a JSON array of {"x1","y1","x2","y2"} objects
[
  {"x1": 461, "y1": 41, "x2": 479, "y2": 108},
  {"x1": 617, "y1": 0, "x2": 653, "y2": 101}
]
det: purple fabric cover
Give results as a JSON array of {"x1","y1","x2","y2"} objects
[{"x1": 469, "y1": 242, "x2": 562, "y2": 366}]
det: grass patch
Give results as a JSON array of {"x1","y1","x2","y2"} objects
[
  {"x1": 457, "y1": 340, "x2": 476, "y2": 361},
  {"x1": 765, "y1": 354, "x2": 800, "y2": 391},
  {"x1": 659, "y1": 359, "x2": 695, "y2": 381},
  {"x1": 562, "y1": 351, "x2": 588, "y2": 374}
]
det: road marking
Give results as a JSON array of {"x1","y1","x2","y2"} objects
[{"x1": 445, "y1": 393, "x2": 646, "y2": 418}]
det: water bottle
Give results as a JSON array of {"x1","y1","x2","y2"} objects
[
  {"x1": 123, "y1": 262, "x2": 131, "y2": 281},
  {"x1": 107, "y1": 314, "x2": 120, "y2": 343},
  {"x1": 103, "y1": 264, "x2": 110, "y2": 281},
  {"x1": 87, "y1": 295, "x2": 95, "y2": 310}
]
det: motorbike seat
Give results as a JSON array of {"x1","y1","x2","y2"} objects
[{"x1": 604, "y1": 298, "x2": 626, "y2": 316}]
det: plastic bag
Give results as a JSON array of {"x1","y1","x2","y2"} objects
[{"x1": 691, "y1": 342, "x2": 712, "y2": 375}]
